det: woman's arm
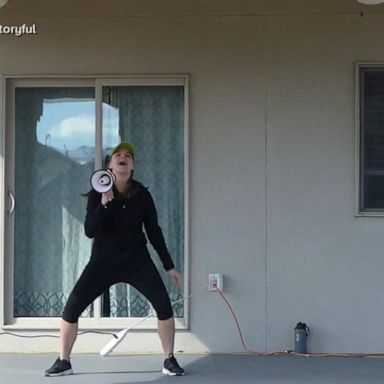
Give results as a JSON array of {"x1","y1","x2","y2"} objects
[
  {"x1": 84, "y1": 190, "x2": 112, "y2": 238},
  {"x1": 143, "y1": 190, "x2": 175, "y2": 271}
]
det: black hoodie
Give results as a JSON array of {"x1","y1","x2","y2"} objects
[{"x1": 84, "y1": 180, "x2": 175, "y2": 271}]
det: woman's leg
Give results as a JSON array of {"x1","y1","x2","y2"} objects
[
  {"x1": 125, "y1": 259, "x2": 185, "y2": 376},
  {"x1": 60, "y1": 261, "x2": 116, "y2": 360},
  {"x1": 128, "y1": 260, "x2": 175, "y2": 357},
  {"x1": 158, "y1": 317, "x2": 175, "y2": 357},
  {"x1": 45, "y1": 261, "x2": 118, "y2": 376},
  {"x1": 60, "y1": 319, "x2": 78, "y2": 361},
  {"x1": 157, "y1": 315, "x2": 185, "y2": 376}
]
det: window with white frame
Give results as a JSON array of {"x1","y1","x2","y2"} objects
[
  {"x1": 358, "y1": 65, "x2": 384, "y2": 213},
  {"x1": 3, "y1": 76, "x2": 188, "y2": 328}
]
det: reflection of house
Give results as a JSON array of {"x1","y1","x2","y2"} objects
[
  {"x1": 58, "y1": 146, "x2": 95, "y2": 165},
  {"x1": 13, "y1": 142, "x2": 93, "y2": 317},
  {"x1": 2, "y1": 0, "x2": 384, "y2": 356}
]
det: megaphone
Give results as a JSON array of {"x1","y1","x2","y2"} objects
[{"x1": 90, "y1": 169, "x2": 116, "y2": 193}]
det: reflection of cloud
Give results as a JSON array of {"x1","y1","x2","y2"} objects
[
  {"x1": 51, "y1": 115, "x2": 95, "y2": 139},
  {"x1": 38, "y1": 114, "x2": 119, "y2": 150}
]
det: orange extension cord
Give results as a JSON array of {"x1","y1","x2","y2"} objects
[{"x1": 215, "y1": 287, "x2": 384, "y2": 359}]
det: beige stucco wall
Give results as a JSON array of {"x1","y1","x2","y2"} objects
[{"x1": 1, "y1": 0, "x2": 384, "y2": 354}]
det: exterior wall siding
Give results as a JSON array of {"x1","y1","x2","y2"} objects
[{"x1": 0, "y1": 0, "x2": 383, "y2": 354}]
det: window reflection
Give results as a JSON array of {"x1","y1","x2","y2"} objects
[{"x1": 37, "y1": 100, "x2": 95, "y2": 165}]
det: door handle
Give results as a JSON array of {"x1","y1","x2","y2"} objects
[{"x1": 8, "y1": 190, "x2": 15, "y2": 216}]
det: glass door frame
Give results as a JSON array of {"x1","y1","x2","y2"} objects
[{"x1": 1, "y1": 75, "x2": 189, "y2": 331}]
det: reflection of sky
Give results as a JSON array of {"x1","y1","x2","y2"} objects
[{"x1": 37, "y1": 100, "x2": 120, "y2": 152}]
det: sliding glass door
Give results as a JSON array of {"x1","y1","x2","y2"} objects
[{"x1": 4, "y1": 77, "x2": 187, "y2": 326}]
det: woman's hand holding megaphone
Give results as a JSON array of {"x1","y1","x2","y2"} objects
[
  {"x1": 90, "y1": 169, "x2": 116, "y2": 206},
  {"x1": 101, "y1": 189, "x2": 114, "y2": 206}
]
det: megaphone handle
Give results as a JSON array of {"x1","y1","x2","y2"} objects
[{"x1": 101, "y1": 190, "x2": 114, "y2": 206}]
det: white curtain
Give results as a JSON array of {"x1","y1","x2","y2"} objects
[
  {"x1": 103, "y1": 85, "x2": 185, "y2": 318},
  {"x1": 13, "y1": 88, "x2": 94, "y2": 317}
]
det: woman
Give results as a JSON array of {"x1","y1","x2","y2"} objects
[{"x1": 45, "y1": 142, "x2": 185, "y2": 377}]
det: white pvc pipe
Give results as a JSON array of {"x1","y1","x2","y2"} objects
[{"x1": 100, "y1": 317, "x2": 148, "y2": 357}]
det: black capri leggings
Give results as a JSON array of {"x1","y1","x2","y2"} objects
[{"x1": 62, "y1": 257, "x2": 174, "y2": 323}]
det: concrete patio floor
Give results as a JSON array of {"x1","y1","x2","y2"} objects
[{"x1": 1, "y1": 353, "x2": 384, "y2": 384}]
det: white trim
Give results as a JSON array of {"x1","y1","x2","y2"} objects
[
  {"x1": 4, "y1": 74, "x2": 187, "y2": 86},
  {"x1": 3, "y1": 77, "x2": 15, "y2": 326},
  {"x1": 95, "y1": 76, "x2": 187, "y2": 87},
  {"x1": 183, "y1": 75, "x2": 190, "y2": 328},
  {"x1": 355, "y1": 63, "x2": 362, "y2": 216},
  {"x1": 0, "y1": 75, "x2": 5, "y2": 328},
  {"x1": 2, "y1": 75, "x2": 190, "y2": 330},
  {"x1": 2, "y1": 316, "x2": 188, "y2": 331},
  {"x1": 95, "y1": 81, "x2": 103, "y2": 169},
  {"x1": 355, "y1": 63, "x2": 384, "y2": 217},
  {"x1": 93, "y1": 81, "x2": 103, "y2": 319},
  {"x1": 355, "y1": 212, "x2": 384, "y2": 217},
  {"x1": 4, "y1": 77, "x2": 96, "y2": 87}
]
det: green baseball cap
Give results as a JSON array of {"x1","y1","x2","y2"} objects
[{"x1": 111, "y1": 142, "x2": 136, "y2": 159}]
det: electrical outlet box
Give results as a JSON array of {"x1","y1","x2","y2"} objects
[{"x1": 208, "y1": 273, "x2": 223, "y2": 291}]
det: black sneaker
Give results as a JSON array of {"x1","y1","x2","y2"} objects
[
  {"x1": 162, "y1": 354, "x2": 185, "y2": 376},
  {"x1": 44, "y1": 357, "x2": 73, "y2": 377}
]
